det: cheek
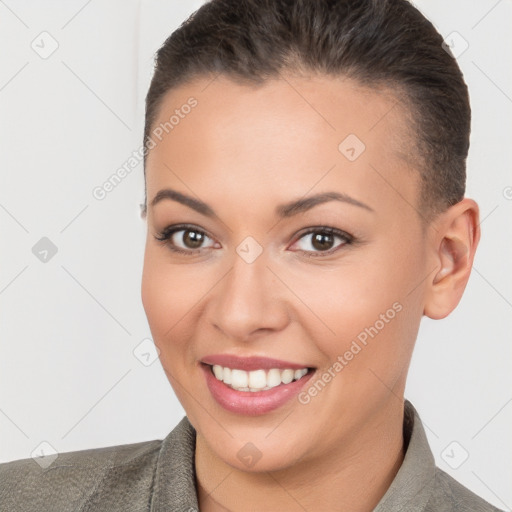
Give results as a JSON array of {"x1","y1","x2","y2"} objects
[
  {"x1": 141, "y1": 247, "x2": 199, "y2": 355},
  {"x1": 287, "y1": 261, "x2": 399, "y2": 333},
  {"x1": 286, "y1": 247, "x2": 423, "y2": 367},
  {"x1": 289, "y1": 273, "x2": 420, "y2": 423}
]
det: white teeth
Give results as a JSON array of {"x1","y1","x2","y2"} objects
[
  {"x1": 267, "y1": 368, "x2": 281, "y2": 388},
  {"x1": 281, "y1": 369, "x2": 294, "y2": 384},
  {"x1": 248, "y1": 369, "x2": 267, "y2": 389},
  {"x1": 212, "y1": 365, "x2": 223, "y2": 380},
  {"x1": 295, "y1": 368, "x2": 308, "y2": 380},
  {"x1": 231, "y1": 369, "x2": 248, "y2": 388},
  {"x1": 210, "y1": 365, "x2": 310, "y2": 392}
]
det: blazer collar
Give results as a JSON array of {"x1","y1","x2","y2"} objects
[
  {"x1": 150, "y1": 415, "x2": 199, "y2": 511},
  {"x1": 150, "y1": 400, "x2": 435, "y2": 511},
  {"x1": 373, "y1": 400, "x2": 436, "y2": 511}
]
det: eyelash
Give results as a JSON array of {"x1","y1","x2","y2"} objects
[{"x1": 154, "y1": 223, "x2": 355, "y2": 258}]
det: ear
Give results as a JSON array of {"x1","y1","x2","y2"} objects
[{"x1": 423, "y1": 198, "x2": 481, "y2": 320}]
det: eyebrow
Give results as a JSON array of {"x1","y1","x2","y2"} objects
[{"x1": 150, "y1": 188, "x2": 374, "y2": 218}]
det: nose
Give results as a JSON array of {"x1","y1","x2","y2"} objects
[{"x1": 209, "y1": 250, "x2": 290, "y2": 342}]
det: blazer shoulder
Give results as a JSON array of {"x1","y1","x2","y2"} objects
[
  {"x1": 426, "y1": 467, "x2": 505, "y2": 512},
  {"x1": 0, "y1": 439, "x2": 163, "y2": 512}
]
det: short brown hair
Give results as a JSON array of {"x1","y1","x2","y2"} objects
[{"x1": 143, "y1": 0, "x2": 470, "y2": 219}]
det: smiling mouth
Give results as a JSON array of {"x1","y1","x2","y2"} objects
[{"x1": 206, "y1": 364, "x2": 314, "y2": 392}]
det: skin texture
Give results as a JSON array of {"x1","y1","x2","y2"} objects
[{"x1": 141, "y1": 73, "x2": 480, "y2": 512}]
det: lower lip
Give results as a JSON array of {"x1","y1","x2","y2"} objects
[{"x1": 201, "y1": 363, "x2": 315, "y2": 416}]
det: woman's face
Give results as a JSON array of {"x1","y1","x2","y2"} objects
[{"x1": 142, "y1": 73, "x2": 431, "y2": 471}]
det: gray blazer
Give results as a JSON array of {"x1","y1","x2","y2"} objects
[{"x1": 0, "y1": 400, "x2": 503, "y2": 511}]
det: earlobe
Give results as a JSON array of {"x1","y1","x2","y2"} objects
[{"x1": 424, "y1": 199, "x2": 480, "y2": 319}]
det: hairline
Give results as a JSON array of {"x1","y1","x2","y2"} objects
[{"x1": 143, "y1": 70, "x2": 443, "y2": 227}]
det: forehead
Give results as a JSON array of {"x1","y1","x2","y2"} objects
[{"x1": 145, "y1": 73, "x2": 419, "y2": 215}]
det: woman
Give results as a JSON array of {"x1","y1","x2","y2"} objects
[{"x1": 0, "y1": 0, "x2": 505, "y2": 510}]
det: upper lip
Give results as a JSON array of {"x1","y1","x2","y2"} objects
[{"x1": 201, "y1": 354, "x2": 312, "y2": 371}]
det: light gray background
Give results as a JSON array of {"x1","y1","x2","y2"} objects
[{"x1": 0, "y1": 0, "x2": 510, "y2": 509}]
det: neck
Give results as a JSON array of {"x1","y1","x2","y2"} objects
[{"x1": 195, "y1": 400, "x2": 405, "y2": 512}]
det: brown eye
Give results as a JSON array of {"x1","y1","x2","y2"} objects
[
  {"x1": 311, "y1": 232, "x2": 335, "y2": 251},
  {"x1": 291, "y1": 227, "x2": 353, "y2": 256},
  {"x1": 178, "y1": 229, "x2": 205, "y2": 249},
  {"x1": 154, "y1": 225, "x2": 216, "y2": 254}
]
